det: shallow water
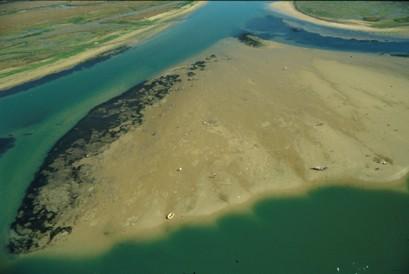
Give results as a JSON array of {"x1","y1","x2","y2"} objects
[
  {"x1": 1, "y1": 0, "x2": 409, "y2": 267},
  {"x1": 3, "y1": 186, "x2": 409, "y2": 274},
  {"x1": 246, "y1": 14, "x2": 409, "y2": 53}
]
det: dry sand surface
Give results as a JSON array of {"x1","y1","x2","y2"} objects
[
  {"x1": 38, "y1": 38, "x2": 409, "y2": 256},
  {"x1": 270, "y1": 1, "x2": 409, "y2": 34}
]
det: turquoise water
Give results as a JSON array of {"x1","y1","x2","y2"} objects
[
  {"x1": 1, "y1": 1, "x2": 409, "y2": 270},
  {"x1": 3, "y1": 186, "x2": 409, "y2": 274}
]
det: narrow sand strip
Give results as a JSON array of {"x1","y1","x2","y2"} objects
[
  {"x1": 270, "y1": 1, "x2": 409, "y2": 34},
  {"x1": 0, "y1": 1, "x2": 206, "y2": 93}
]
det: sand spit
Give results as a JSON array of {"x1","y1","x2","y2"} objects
[
  {"x1": 0, "y1": 1, "x2": 205, "y2": 93},
  {"x1": 9, "y1": 37, "x2": 409, "y2": 256},
  {"x1": 270, "y1": 1, "x2": 409, "y2": 34}
]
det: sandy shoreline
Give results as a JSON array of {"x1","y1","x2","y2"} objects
[
  {"x1": 270, "y1": 1, "x2": 409, "y2": 34},
  {"x1": 0, "y1": 1, "x2": 206, "y2": 93},
  {"x1": 13, "y1": 36, "x2": 408, "y2": 257}
]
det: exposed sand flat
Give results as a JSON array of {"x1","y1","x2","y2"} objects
[
  {"x1": 33, "y1": 38, "x2": 409, "y2": 256},
  {"x1": 270, "y1": 1, "x2": 409, "y2": 34},
  {"x1": 0, "y1": 1, "x2": 205, "y2": 92}
]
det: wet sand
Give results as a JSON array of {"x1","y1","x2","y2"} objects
[
  {"x1": 11, "y1": 36, "x2": 409, "y2": 257},
  {"x1": 270, "y1": 1, "x2": 409, "y2": 34}
]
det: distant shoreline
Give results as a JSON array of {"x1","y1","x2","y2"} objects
[
  {"x1": 0, "y1": 46, "x2": 130, "y2": 98},
  {"x1": 0, "y1": 1, "x2": 206, "y2": 95},
  {"x1": 270, "y1": 1, "x2": 409, "y2": 34}
]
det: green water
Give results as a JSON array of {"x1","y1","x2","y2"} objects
[{"x1": 3, "y1": 186, "x2": 409, "y2": 274}]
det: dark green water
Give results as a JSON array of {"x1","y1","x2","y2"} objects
[{"x1": 3, "y1": 186, "x2": 408, "y2": 274}]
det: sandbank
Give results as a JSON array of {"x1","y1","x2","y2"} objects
[{"x1": 21, "y1": 37, "x2": 409, "y2": 257}]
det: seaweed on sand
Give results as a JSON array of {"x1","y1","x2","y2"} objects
[{"x1": 236, "y1": 32, "x2": 263, "y2": 47}]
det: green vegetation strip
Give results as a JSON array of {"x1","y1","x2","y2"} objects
[{"x1": 294, "y1": 1, "x2": 409, "y2": 28}]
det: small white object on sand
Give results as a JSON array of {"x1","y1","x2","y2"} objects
[
  {"x1": 176, "y1": 167, "x2": 183, "y2": 172},
  {"x1": 311, "y1": 166, "x2": 328, "y2": 171},
  {"x1": 166, "y1": 212, "x2": 175, "y2": 220},
  {"x1": 209, "y1": 173, "x2": 217, "y2": 179}
]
